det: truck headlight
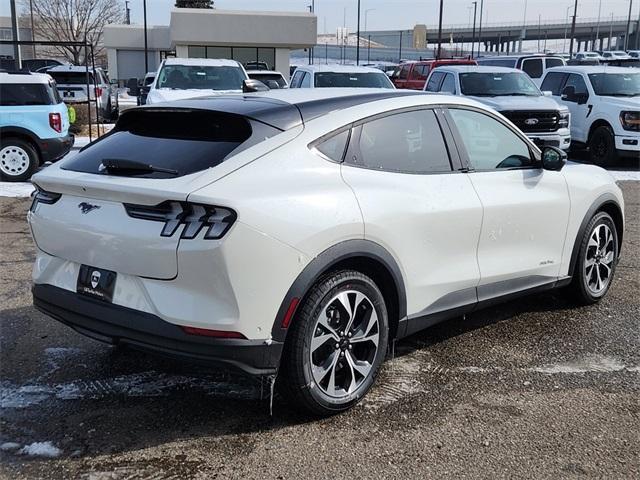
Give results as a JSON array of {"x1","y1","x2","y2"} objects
[
  {"x1": 620, "y1": 111, "x2": 640, "y2": 131},
  {"x1": 558, "y1": 111, "x2": 570, "y2": 128}
]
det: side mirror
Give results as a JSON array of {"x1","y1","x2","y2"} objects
[
  {"x1": 127, "y1": 77, "x2": 140, "y2": 96},
  {"x1": 542, "y1": 90, "x2": 552, "y2": 97},
  {"x1": 242, "y1": 79, "x2": 269, "y2": 93},
  {"x1": 561, "y1": 85, "x2": 576, "y2": 101},
  {"x1": 541, "y1": 146, "x2": 567, "y2": 171}
]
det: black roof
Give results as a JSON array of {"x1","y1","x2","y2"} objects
[{"x1": 129, "y1": 90, "x2": 423, "y2": 131}]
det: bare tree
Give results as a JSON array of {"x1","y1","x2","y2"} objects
[{"x1": 21, "y1": 0, "x2": 124, "y2": 65}]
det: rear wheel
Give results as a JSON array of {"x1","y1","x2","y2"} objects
[
  {"x1": 0, "y1": 138, "x2": 38, "y2": 182},
  {"x1": 588, "y1": 125, "x2": 617, "y2": 166},
  {"x1": 569, "y1": 212, "x2": 618, "y2": 305},
  {"x1": 278, "y1": 270, "x2": 389, "y2": 416}
]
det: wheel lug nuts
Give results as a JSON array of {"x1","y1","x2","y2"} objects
[
  {"x1": 340, "y1": 351, "x2": 344, "y2": 356},
  {"x1": 348, "y1": 345, "x2": 353, "y2": 350},
  {"x1": 335, "y1": 343, "x2": 340, "y2": 349},
  {"x1": 347, "y1": 332, "x2": 352, "y2": 337}
]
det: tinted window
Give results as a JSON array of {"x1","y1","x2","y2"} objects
[
  {"x1": 588, "y1": 72, "x2": 640, "y2": 96},
  {"x1": 314, "y1": 72, "x2": 393, "y2": 88},
  {"x1": 540, "y1": 72, "x2": 567, "y2": 95},
  {"x1": 398, "y1": 65, "x2": 411, "y2": 80},
  {"x1": 62, "y1": 110, "x2": 279, "y2": 178},
  {"x1": 477, "y1": 58, "x2": 517, "y2": 67},
  {"x1": 410, "y1": 65, "x2": 429, "y2": 80},
  {"x1": 314, "y1": 129, "x2": 350, "y2": 161},
  {"x1": 459, "y1": 72, "x2": 539, "y2": 96},
  {"x1": 0, "y1": 83, "x2": 56, "y2": 106},
  {"x1": 545, "y1": 57, "x2": 565, "y2": 68},
  {"x1": 248, "y1": 73, "x2": 287, "y2": 88},
  {"x1": 521, "y1": 58, "x2": 543, "y2": 78},
  {"x1": 350, "y1": 109, "x2": 451, "y2": 173},
  {"x1": 49, "y1": 71, "x2": 95, "y2": 85},
  {"x1": 440, "y1": 73, "x2": 456, "y2": 94},
  {"x1": 565, "y1": 73, "x2": 588, "y2": 95},
  {"x1": 448, "y1": 108, "x2": 533, "y2": 170},
  {"x1": 156, "y1": 64, "x2": 246, "y2": 90},
  {"x1": 290, "y1": 70, "x2": 304, "y2": 88},
  {"x1": 425, "y1": 71, "x2": 445, "y2": 91},
  {"x1": 300, "y1": 72, "x2": 311, "y2": 88}
]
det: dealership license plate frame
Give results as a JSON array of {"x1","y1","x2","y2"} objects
[{"x1": 76, "y1": 265, "x2": 117, "y2": 303}]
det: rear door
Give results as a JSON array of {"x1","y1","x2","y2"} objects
[
  {"x1": 393, "y1": 64, "x2": 412, "y2": 89},
  {"x1": 407, "y1": 64, "x2": 429, "y2": 90},
  {"x1": 339, "y1": 107, "x2": 483, "y2": 327},
  {"x1": 445, "y1": 106, "x2": 570, "y2": 297}
]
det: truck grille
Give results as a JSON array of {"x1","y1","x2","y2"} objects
[{"x1": 500, "y1": 110, "x2": 560, "y2": 133}]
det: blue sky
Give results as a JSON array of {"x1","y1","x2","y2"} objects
[{"x1": 2, "y1": 0, "x2": 639, "y2": 32}]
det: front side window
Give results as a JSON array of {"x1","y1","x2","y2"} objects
[
  {"x1": 459, "y1": 72, "x2": 540, "y2": 96},
  {"x1": 588, "y1": 72, "x2": 640, "y2": 97},
  {"x1": 439, "y1": 73, "x2": 456, "y2": 94},
  {"x1": 448, "y1": 108, "x2": 534, "y2": 170},
  {"x1": 521, "y1": 58, "x2": 543, "y2": 78},
  {"x1": 564, "y1": 73, "x2": 589, "y2": 95},
  {"x1": 156, "y1": 64, "x2": 246, "y2": 90},
  {"x1": 314, "y1": 72, "x2": 393, "y2": 88},
  {"x1": 545, "y1": 57, "x2": 565, "y2": 69},
  {"x1": 540, "y1": 72, "x2": 568, "y2": 95},
  {"x1": 349, "y1": 109, "x2": 452, "y2": 174}
]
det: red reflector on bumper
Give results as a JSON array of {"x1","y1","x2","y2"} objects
[
  {"x1": 281, "y1": 297, "x2": 300, "y2": 328},
  {"x1": 181, "y1": 326, "x2": 246, "y2": 339}
]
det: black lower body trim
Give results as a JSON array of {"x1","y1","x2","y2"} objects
[
  {"x1": 33, "y1": 284, "x2": 282, "y2": 376},
  {"x1": 37, "y1": 134, "x2": 74, "y2": 163}
]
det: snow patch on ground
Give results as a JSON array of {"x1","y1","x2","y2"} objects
[
  {"x1": 611, "y1": 170, "x2": 640, "y2": 181},
  {"x1": 18, "y1": 441, "x2": 62, "y2": 458},
  {"x1": 529, "y1": 356, "x2": 629, "y2": 374},
  {"x1": 0, "y1": 442, "x2": 21, "y2": 451},
  {"x1": 0, "y1": 182, "x2": 35, "y2": 198}
]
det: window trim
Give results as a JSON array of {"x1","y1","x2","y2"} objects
[
  {"x1": 341, "y1": 106, "x2": 459, "y2": 176},
  {"x1": 442, "y1": 105, "x2": 542, "y2": 173}
]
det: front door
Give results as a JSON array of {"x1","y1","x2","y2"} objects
[{"x1": 446, "y1": 107, "x2": 571, "y2": 300}]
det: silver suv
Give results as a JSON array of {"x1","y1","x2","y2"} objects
[{"x1": 47, "y1": 65, "x2": 119, "y2": 121}]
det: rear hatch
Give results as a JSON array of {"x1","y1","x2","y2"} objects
[
  {"x1": 29, "y1": 106, "x2": 297, "y2": 280},
  {"x1": 48, "y1": 71, "x2": 94, "y2": 102}
]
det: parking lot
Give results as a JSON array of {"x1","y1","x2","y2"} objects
[{"x1": 0, "y1": 173, "x2": 638, "y2": 478}]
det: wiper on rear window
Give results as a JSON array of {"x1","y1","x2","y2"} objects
[{"x1": 100, "y1": 158, "x2": 179, "y2": 176}]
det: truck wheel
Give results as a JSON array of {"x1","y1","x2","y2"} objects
[
  {"x1": 588, "y1": 125, "x2": 617, "y2": 166},
  {"x1": 0, "y1": 138, "x2": 39, "y2": 182}
]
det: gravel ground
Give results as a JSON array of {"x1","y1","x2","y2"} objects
[{"x1": 0, "y1": 182, "x2": 638, "y2": 479}]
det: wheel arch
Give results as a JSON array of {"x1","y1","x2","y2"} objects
[
  {"x1": 568, "y1": 193, "x2": 624, "y2": 278},
  {"x1": 271, "y1": 239, "x2": 407, "y2": 344},
  {"x1": 0, "y1": 127, "x2": 42, "y2": 161},
  {"x1": 587, "y1": 118, "x2": 614, "y2": 141}
]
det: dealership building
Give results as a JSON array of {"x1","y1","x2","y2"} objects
[{"x1": 104, "y1": 8, "x2": 317, "y2": 81}]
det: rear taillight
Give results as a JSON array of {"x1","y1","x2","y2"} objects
[
  {"x1": 95, "y1": 87, "x2": 103, "y2": 97},
  {"x1": 30, "y1": 184, "x2": 62, "y2": 211},
  {"x1": 124, "y1": 201, "x2": 236, "y2": 240},
  {"x1": 49, "y1": 112, "x2": 62, "y2": 133}
]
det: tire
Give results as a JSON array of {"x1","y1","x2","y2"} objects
[
  {"x1": 588, "y1": 125, "x2": 617, "y2": 166},
  {"x1": 0, "y1": 137, "x2": 39, "y2": 182},
  {"x1": 568, "y1": 212, "x2": 619, "y2": 305},
  {"x1": 278, "y1": 270, "x2": 389, "y2": 416}
]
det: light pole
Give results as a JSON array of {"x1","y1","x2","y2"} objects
[
  {"x1": 437, "y1": 0, "x2": 444, "y2": 59},
  {"x1": 143, "y1": 0, "x2": 148, "y2": 73},
  {"x1": 477, "y1": 0, "x2": 484, "y2": 56},
  {"x1": 624, "y1": 0, "x2": 634, "y2": 51},
  {"x1": 608, "y1": 12, "x2": 614, "y2": 50},
  {"x1": 568, "y1": 0, "x2": 578, "y2": 58},
  {"x1": 471, "y1": 1, "x2": 478, "y2": 58},
  {"x1": 356, "y1": 0, "x2": 361, "y2": 65},
  {"x1": 594, "y1": 0, "x2": 602, "y2": 50},
  {"x1": 364, "y1": 8, "x2": 375, "y2": 32},
  {"x1": 563, "y1": 4, "x2": 573, "y2": 53},
  {"x1": 519, "y1": 0, "x2": 527, "y2": 53}
]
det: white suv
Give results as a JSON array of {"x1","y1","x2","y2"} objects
[
  {"x1": 541, "y1": 66, "x2": 640, "y2": 165},
  {"x1": 424, "y1": 66, "x2": 571, "y2": 150},
  {"x1": 29, "y1": 89, "x2": 624, "y2": 415}
]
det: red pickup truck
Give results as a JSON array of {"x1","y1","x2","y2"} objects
[{"x1": 391, "y1": 59, "x2": 477, "y2": 90}]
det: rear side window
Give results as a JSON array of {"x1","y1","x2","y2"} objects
[
  {"x1": 49, "y1": 71, "x2": 95, "y2": 85},
  {"x1": 313, "y1": 129, "x2": 350, "y2": 162},
  {"x1": 540, "y1": 72, "x2": 567, "y2": 95},
  {"x1": 521, "y1": 58, "x2": 543, "y2": 78},
  {"x1": 62, "y1": 110, "x2": 278, "y2": 178},
  {"x1": 348, "y1": 109, "x2": 452, "y2": 174},
  {"x1": 0, "y1": 83, "x2": 56, "y2": 106},
  {"x1": 425, "y1": 71, "x2": 445, "y2": 91}
]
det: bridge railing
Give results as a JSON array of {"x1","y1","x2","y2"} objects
[{"x1": 422, "y1": 15, "x2": 630, "y2": 31}]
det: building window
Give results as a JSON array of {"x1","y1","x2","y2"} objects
[{"x1": 186, "y1": 46, "x2": 276, "y2": 70}]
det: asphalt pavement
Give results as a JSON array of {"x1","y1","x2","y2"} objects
[{"x1": 0, "y1": 182, "x2": 638, "y2": 479}]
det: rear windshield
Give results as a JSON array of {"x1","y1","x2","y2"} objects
[
  {"x1": 156, "y1": 64, "x2": 246, "y2": 90},
  {"x1": 249, "y1": 73, "x2": 287, "y2": 88},
  {"x1": 314, "y1": 72, "x2": 393, "y2": 88},
  {"x1": 0, "y1": 81, "x2": 61, "y2": 106},
  {"x1": 61, "y1": 109, "x2": 278, "y2": 178},
  {"x1": 49, "y1": 71, "x2": 95, "y2": 85}
]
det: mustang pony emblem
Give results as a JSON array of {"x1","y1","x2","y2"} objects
[{"x1": 78, "y1": 202, "x2": 101, "y2": 214}]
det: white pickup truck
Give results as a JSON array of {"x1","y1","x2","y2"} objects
[
  {"x1": 424, "y1": 66, "x2": 571, "y2": 150},
  {"x1": 540, "y1": 66, "x2": 640, "y2": 165}
]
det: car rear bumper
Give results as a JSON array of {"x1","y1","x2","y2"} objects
[
  {"x1": 37, "y1": 134, "x2": 74, "y2": 163},
  {"x1": 32, "y1": 283, "x2": 283, "y2": 376}
]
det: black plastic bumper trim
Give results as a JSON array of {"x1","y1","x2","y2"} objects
[{"x1": 32, "y1": 284, "x2": 282, "y2": 376}]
